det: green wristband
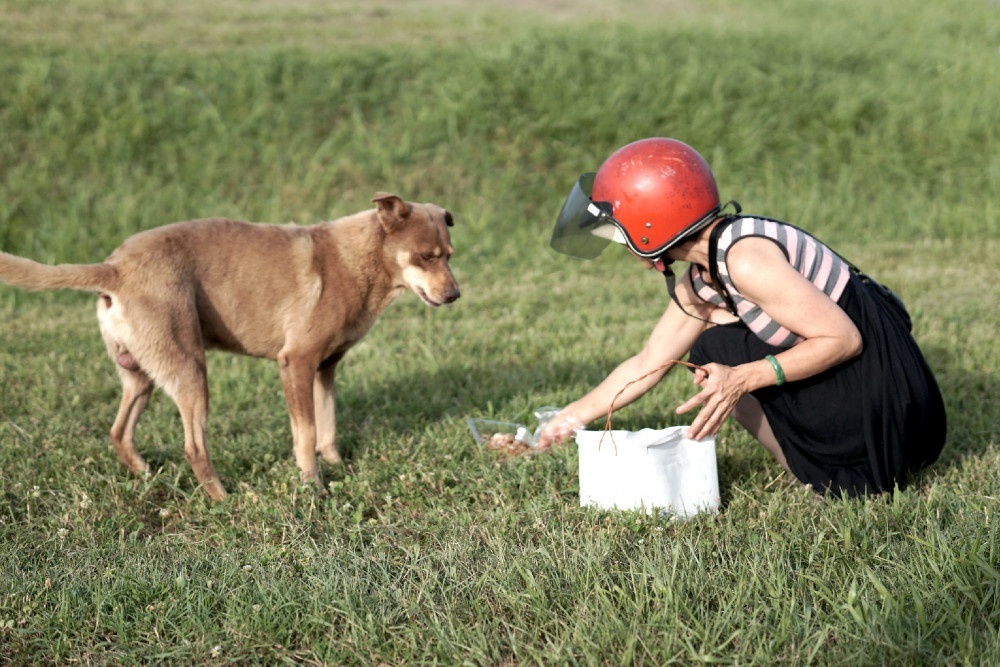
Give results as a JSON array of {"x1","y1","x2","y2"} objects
[{"x1": 765, "y1": 354, "x2": 786, "y2": 386}]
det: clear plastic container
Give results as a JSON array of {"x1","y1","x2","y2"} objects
[{"x1": 467, "y1": 406, "x2": 563, "y2": 448}]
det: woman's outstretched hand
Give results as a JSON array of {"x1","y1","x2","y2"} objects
[
  {"x1": 675, "y1": 362, "x2": 748, "y2": 440},
  {"x1": 535, "y1": 410, "x2": 584, "y2": 451}
]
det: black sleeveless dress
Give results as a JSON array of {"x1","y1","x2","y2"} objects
[{"x1": 686, "y1": 225, "x2": 946, "y2": 496}]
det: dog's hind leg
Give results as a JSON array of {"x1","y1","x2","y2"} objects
[
  {"x1": 99, "y1": 300, "x2": 154, "y2": 476},
  {"x1": 313, "y1": 360, "x2": 341, "y2": 465},
  {"x1": 109, "y1": 367, "x2": 154, "y2": 476},
  {"x1": 278, "y1": 352, "x2": 324, "y2": 490},
  {"x1": 143, "y1": 307, "x2": 227, "y2": 500},
  {"x1": 100, "y1": 291, "x2": 226, "y2": 500},
  {"x1": 166, "y1": 361, "x2": 227, "y2": 501}
]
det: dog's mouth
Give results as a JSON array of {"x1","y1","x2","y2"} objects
[
  {"x1": 415, "y1": 287, "x2": 444, "y2": 307},
  {"x1": 413, "y1": 284, "x2": 460, "y2": 307}
]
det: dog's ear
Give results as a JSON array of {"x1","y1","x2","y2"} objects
[{"x1": 372, "y1": 192, "x2": 411, "y2": 231}]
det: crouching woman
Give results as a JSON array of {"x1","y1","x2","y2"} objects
[{"x1": 537, "y1": 137, "x2": 946, "y2": 497}]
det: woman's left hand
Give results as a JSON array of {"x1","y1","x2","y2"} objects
[{"x1": 675, "y1": 363, "x2": 749, "y2": 440}]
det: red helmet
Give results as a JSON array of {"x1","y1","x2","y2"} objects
[
  {"x1": 593, "y1": 138, "x2": 720, "y2": 257},
  {"x1": 552, "y1": 138, "x2": 721, "y2": 259}
]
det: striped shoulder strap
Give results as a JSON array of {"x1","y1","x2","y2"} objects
[{"x1": 707, "y1": 216, "x2": 739, "y2": 316}]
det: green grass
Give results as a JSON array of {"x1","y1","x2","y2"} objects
[{"x1": 1, "y1": 0, "x2": 998, "y2": 664}]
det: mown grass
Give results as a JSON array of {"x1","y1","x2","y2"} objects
[{"x1": 1, "y1": 0, "x2": 998, "y2": 664}]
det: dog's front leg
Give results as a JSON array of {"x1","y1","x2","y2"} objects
[
  {"x1": 314, "y1": 361, "x2": 341, "y2": 465},
  {"x1": 278, "y1": 353, "x2": 324, "y2": 490}
]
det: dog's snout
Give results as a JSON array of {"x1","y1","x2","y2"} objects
[{"x1": 444, "y1": 286, "x2": 461, "y2": 303}]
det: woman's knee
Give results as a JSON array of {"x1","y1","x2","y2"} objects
[{"x1": 732, "y1": 395, "x2": 792, "y2": 474}]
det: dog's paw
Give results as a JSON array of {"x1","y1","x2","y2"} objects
[{"x1": 317, "y1": 447, "x2": 343, "y2": 465}]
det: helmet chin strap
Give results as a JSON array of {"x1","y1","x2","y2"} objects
[
  {"x1": 651, "y1": 199, "x2": 743, "y2": 324},
  {"x1": 658, "y1": 256, "x2": 716, "y2": 325}
]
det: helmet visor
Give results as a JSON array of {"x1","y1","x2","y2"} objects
[{"x1": 550, "y1": 173, "x2": 622, "y2": 259}]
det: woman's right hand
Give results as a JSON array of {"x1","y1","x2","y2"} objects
[{"x1": 534, "y1": 410, "x2": 584, "y2": 451}]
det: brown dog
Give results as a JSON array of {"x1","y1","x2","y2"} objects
[{"x1": 0, "y1": 193, "x2": 459, "y2": 500}]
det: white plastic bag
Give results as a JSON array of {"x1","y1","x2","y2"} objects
[{"x1": 575, "y1": 426, "x2": 720, "y2": 518}]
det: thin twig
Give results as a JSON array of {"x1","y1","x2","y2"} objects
[
  {"x1": 1, "y1": 420, "x2": 29, "y2": 440},
  {"x1": 599, "y1": 359, "x2": 707, "y2": 451}
]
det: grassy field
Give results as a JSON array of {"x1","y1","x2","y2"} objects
[{"x1": 1, "y1": 0, "x2": 998, "y2": 664}]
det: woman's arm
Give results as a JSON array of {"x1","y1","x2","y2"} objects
[
  {"x1": 678, "y1": 237, "x2": 863, "y2": 440},
  {"x1": 536, "y1": 269, "x2": 716, "y2": 449}
]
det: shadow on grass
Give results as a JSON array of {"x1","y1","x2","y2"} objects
[
  {"x1": 329, "y1": 343, "x2": 994, "y2": 501},
  {"x1": 332, "y1": 357, "x2": 606, "y2": 458},
  {"x1": 64, "y1": 342, "x2": 991, "y2": 504},
  {"x1": 328, "y1": 357, "x2": 762, "y2": 503},
  {"x1": 919, "y1": 344, "x2": 998, "y2": 466}
]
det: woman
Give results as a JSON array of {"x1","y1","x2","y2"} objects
[{"x1": 538, "y1": 137, "x2": 945, "y2": 496}]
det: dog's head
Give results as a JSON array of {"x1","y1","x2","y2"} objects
[{"x1": 373, "y1": 192, "x2": 460, "y2": 307}]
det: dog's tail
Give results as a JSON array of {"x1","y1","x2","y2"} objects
[{"x1": 0, "y1": 252, "x2": 120, "y2": 294}]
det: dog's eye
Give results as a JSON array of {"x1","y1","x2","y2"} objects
[{"x1": 421, "y1": 253, "x2": 436, "y2": 263}]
